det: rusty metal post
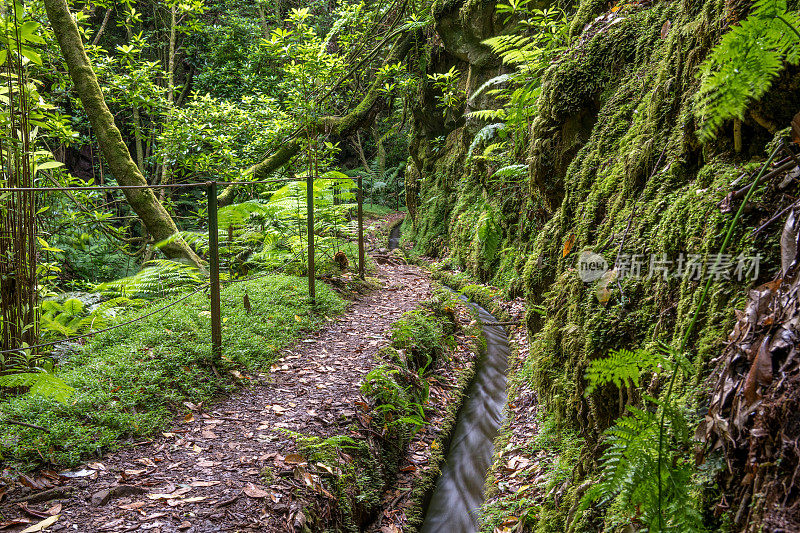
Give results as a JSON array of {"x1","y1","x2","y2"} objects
[
  {"x1": 207, "y1": 181, "x2": 222, "y2": 360},
  {"x1": 307, "y1": 174, "x2": 316, "y2": 303},
  {"x1": 357, "y1": 174, "x2": 365, "y2": 280}
]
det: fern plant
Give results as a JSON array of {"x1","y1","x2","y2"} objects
[
  {"x1": 38, "y1": 296, "x2": 140, "y2": 338},
  {"x1": 583, "y1": 345, "x2": 693, "y2": 395},
  {"x1": 696, "y1": 0, "x2": 800, "y2": 141},
  {"x1": 467, "y1": 123, "x2": 506, "y2": 159},
  {"x1": 95, "y1": 259, "x2": 205, "y2": 299},
  {"x1": 278, "y1": 428, "x2": 358, "y2": 465},
  {"x1": 0, "y1": 371, "x2": 74, "y2": 403},
  {"x1": 489, "y1": 164, "x2": 527, "y2": 181},
  {"x1": 579, "y1": 398, "x2": 703, "y2": 531},
  {"x1": 473, "y1": 6, "x2": 569, "y2": 142},
  {"x1": 360, "y1": 365, "x2": 427, "y2": 431},
  {"x1": 581, "y1": 342, "x2": 704, "y2": 531}
]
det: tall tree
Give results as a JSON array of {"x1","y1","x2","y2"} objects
[
  {"x1": 217, "y1": 29, "x2": 420, "y2": 206},
  {"x1": 43, "y1": 0, "x2": 203, "y2": 268}
]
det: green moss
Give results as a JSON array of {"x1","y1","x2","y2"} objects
[{"x1": 408, "y1": 0, "x2": 791, "y2": 526}]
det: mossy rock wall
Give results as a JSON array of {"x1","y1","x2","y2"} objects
[{"x1": 407, "y1": 0, "x2": 800, "y2": 529}]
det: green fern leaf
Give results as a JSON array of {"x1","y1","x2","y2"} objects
[{"x1": 0, "y1": 372, "x2": 74, "y2": 403}]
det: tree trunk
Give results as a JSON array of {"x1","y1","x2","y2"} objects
[
  {"x1": 158, "y1": 4, "x2": 177, "y2": 189},
  {"x1": 256, "y1": 4, "x2": 270, "y2": 38},
  {"x1": 43, "y1": 0, "x2": 204, "y2": 268},
  {"x1": 132, "y1": 106, "x2": 144, "y2": 172},
  {"x1": 90, "y1": 6, "x2": 112, "y2": 46}
]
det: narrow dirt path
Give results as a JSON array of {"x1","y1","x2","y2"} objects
[{"x1": 3, "y1": 262, "x2": 432, "y2": 533}]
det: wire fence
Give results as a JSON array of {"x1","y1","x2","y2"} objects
[{"x1": 0, "y1": 177, "x2": 369, "y2": 361}]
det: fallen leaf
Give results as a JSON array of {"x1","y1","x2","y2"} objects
[
  {"x1": 177, "y1": 522, "x2": 191, "y2": 530},
  {"x1": 0, "y1": 519, "x2": 32, "y2": 530},
  {"x1": 781, "y1": 208, "x2": 798, "y2": 276},
  {"x1": 45, "y1": 504, "x2": 61, "y2": 516},
  {"x1": 596, "y1": 268, "x2": 617, "y2": 305},
  {"x1": 660, "y1": 19, "x2": 671, "y2": 39},
  {"x1": 17, "y1": 503, "x2": 51, "y2": 519},
  {"x1": 168, "y1": 496, "x2": 207, "y2": 506},
  {"x1": 20, "y1": 515, "x2": 59, "y2": 533},
  {"x1": 18, "y1": 474, "x2": 49, "y2": 491},
  {"x1": 87, "y1": 462, "x2": 106, "y2": 471},
  {"x1": 119, "y1": 501, "x2": 147, "y2": 510},
  {"x1": 562, "y1": 233, "x2": 576, "y2": 258},
  {"x1": 59, "y1": 468, "x2": 94, "y2": 478},
  {"x1": 183, "y1": 413, "x2": 195, "y2": 423},
  {"x1": 284, "y1": 453, "x2": 304, "y2": 465},
  {"x1": 243, "y1": 483, "x2": 270, "y2": 498},
  {"x1": 190, "y1": 480, "x2": 220, "y2": 487},
  {"x1": 148, "y1": 487, "x2": 191, "y2": 500},
  {"x1": 744, "y1": 336, "x2": 773, "y2": 404}
]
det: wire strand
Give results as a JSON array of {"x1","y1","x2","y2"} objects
[{"x1": 0, "y1": 283, "x2": 211, "y2": 355}]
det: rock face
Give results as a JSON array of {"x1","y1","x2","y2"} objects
[{"x1": 408, "y1": 0, "x2": 800, "y2": 529}]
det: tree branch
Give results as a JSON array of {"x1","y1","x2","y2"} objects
[{"x1": 217, "y1": 29, "x2": 420, "y2": 206}]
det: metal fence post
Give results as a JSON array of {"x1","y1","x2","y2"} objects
[
  {"x1": 357, "y1": 174, "x2": 365, "y2": 280},
  {"x1": 207, "y1": 181, "x2": 222, "y2": 360},
  {"x1": 307, "y1": 174, "x2": 316, "y2": 304}
]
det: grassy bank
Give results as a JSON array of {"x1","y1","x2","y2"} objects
[{"x1": 0, "y1": 275, "x2": 345, "y2": 469}]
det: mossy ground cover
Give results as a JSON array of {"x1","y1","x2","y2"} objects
[{"x1": 0, "y1": 275, "x2": 345, "y2": 469}]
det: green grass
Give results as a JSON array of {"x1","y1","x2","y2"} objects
[
  {"x1": 360, "y1": 203, "x2": 397, "y2": 218},
  {"x1": 0, "y1": 275, "x2": 345, "y2": 469}
]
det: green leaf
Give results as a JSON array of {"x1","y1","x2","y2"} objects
[
  {"x1": 35, "y1": 161, "x2": 64, "y2": 172},
  {"x1": 19, "y1": 21, "x2": 39, "y2": 37},
  {"x1": 19, "y1": 47, "x2": 42, "y2": 66},
  {"x1": 0, "y1": 372, "x2": 74, "y2": 403}
]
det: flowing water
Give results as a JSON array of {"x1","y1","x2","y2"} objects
[
  {"x1": 388, "y1": 224, "x2": 401, "y2": 250},
  {"x1": 387, "y1": 224, "x2": 510, "y2": 532},
  {"x1": 419, "y1": 303, "x2": 509, "y2": 533}
]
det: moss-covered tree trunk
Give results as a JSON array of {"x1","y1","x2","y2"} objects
[{"x1": 43, "y1": 0, "x2": 203, "y2": 268}]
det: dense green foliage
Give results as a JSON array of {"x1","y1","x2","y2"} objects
[
  {"x1": 696, "y1": 0, "x2": 800, "y2": 140},
  {"x1": 0, "y1": 275, "x2": 344, "y2": 467},
  {"x1": 3, "y1": 0, "x2": 799, "y2": 528}
]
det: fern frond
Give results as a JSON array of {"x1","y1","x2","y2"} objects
[
  {"x1": 466, "y1": 108, "x2": 507, "y2": 121},
  {"x1": 696, "y1": 0, "x2": 800, "y2": 140},
  {"x1": 469, "y1": 73, "x2": 514, "y2": 103},
  {"x1": 96, "y1": 259, "x2": 204, "y2": 299},
  {"x1": 584, "y1": 348, "x2": 669, "y2": 395},
  {"x1": 467, "y1": 123, "x2": 505, "y2": 158},
  {"x1": 490, "y1": 164, "x2": 527, "y2": 181},
  {"x1": 0, "y1": 372, "x2": 74, "y2": 403},
  {"x1": 62, "y1": 298, "x2": 85, "y2": 317}
]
